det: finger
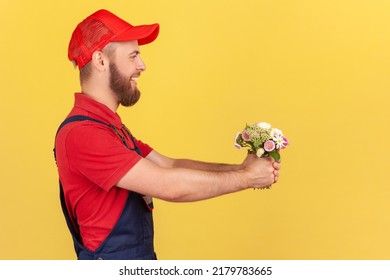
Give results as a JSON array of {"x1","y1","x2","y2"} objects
[{"x1": 273, "y1": 162, "x2": 281, "y2": 170}]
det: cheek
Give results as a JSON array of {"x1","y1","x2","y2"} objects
[
  {"x1": 121, "y1": 66, "x2": 137, "y2": 78},
  {"x1": 116, "y1": 59, "x2": 137, "y2": 73}
]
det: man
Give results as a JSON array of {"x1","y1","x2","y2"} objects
[{"x1": 54, "y1": 9, "x2": 281, "y2": 260}]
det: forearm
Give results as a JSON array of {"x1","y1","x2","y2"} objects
[
  {"x1": 160, "y1": 167, "x2": 247, "y2": 202},
  {"x1": 146, "y1": 150, "x2": 242, "y2": 172},
  {"x1": 172, "y1": 158, "x2": 242, "y2": 172}
]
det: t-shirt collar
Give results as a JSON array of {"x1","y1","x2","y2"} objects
[{"x1": 73, "y1": 93, "x2": 123, "y2": 128}]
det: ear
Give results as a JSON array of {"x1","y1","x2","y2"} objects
[{"x1": 91, "y1": 50, "x2": 108, "y2": 71}]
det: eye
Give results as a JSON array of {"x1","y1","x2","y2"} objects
[{"x1": 129, "y1": 51, "x2": 140, "y2": 61}]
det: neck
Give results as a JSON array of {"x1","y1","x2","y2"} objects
[{"x1": 81, "y1": 81, "x2": 120, "y2": 112}]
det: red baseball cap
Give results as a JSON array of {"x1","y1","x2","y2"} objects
[{"x1": 68, "y1": 9, "x2": 159, "y2": 69}]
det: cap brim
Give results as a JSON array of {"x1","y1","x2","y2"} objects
[{"x1": 113, "y1": 23, "x2": 160, "y2": 45}]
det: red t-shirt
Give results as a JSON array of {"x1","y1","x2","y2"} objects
[{"x1": 55, "y1": 93, "x2": 153, "y2": 251}]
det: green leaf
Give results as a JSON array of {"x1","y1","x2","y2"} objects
[{"x1": 269, "y1": 151, "x2": 281, "y2": 162}]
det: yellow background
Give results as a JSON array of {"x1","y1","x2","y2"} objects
[{"x1": 1, "y1": 0, "x2": 389, "y2": 259}]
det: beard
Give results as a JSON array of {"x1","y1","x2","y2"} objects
[{"x1": 109, "y1": 63, "x2": 141, "y2": 107}]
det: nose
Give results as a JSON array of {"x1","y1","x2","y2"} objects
[{"x1": 137, "y1": 57, "x2": 146, "y2": 72}]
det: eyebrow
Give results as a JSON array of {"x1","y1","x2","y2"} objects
[{"x1": 129, "y1": 50, "x2": 140, "y2": 56}]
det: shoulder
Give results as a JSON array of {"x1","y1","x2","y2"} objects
[{"x1": 56, "y1": 120, "x2": 117, "y2": 152}]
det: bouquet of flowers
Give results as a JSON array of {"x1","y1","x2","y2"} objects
[{"x1": 235, "y1": 122, "x2": 289, "y2": 161}]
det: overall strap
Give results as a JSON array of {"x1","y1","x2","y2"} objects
[{"x1": 56, "y1": 115, "x2": 109, "y2": 135}]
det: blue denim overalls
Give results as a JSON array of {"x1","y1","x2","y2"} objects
[{"x1": 54, "y1": 115, "x2": 156, "y2": 260}]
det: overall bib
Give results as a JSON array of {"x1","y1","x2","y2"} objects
[{"x1": 54, "y1": 115, "x2": 156, "y2": 260}]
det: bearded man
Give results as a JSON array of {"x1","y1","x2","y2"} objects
[{"x1": 54, "y1": 9, "x2": 281, "y2": 260}]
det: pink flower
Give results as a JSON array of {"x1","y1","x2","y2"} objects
[
  {"x1": 282, "y1": 137, "x2": 289, "y2": 148},
  {"x1": 264, "y1": 140, "x2": 275, "y2": 152},
  {"x1": 242, "y1": 130, "x2": 250, "y2": 141}
]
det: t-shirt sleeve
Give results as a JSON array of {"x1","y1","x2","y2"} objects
[
  {"x1": 133, "y1": 137, "x2": 153, "y2": 158},
  {"x1": 65, "y1": 125, "x2": 142, "y2": 191}
]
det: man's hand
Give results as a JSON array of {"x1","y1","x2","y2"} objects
[{"x1": 241, "y1": 154, "x2": 281, "y2": 189}]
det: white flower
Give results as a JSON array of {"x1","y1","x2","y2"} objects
[
  {"x1": 256, "y1": 122, "x2": 271, "y2": 130},
  {"x1": 273, "y1": 128, "x2": 283, "y2": 137},
  {"x1": 256, "y1": 148, "x2": 265, "y2": 157},
  {"x1": 234, "y1": 132, "x2": 242, "y2": 149},
  {"x1": 273, "y1": 134, "x2": 286, "y2": 149}
]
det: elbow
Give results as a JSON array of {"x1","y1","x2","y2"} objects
[
  {"x1": 156, "y1": 183, "x2": 191, "y2": 202},
  {"x1": 159, "y1": 190, "x2": 186, "y2": 202}
]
